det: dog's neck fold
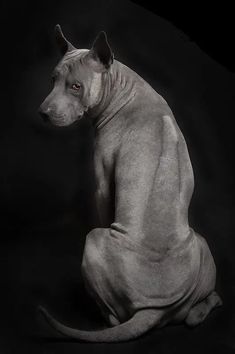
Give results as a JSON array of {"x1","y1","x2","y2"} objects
[{"x1": 88, "y1": 61, "x2": 137, "y2": 130}]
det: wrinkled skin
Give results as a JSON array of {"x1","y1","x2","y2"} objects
[{"x1": 39, "y1": 26, "x2": 222, "y2": 342}]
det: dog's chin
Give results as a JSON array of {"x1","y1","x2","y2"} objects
[{"x1": 49, "y1": 114, "x2": 83, "y2": 128}]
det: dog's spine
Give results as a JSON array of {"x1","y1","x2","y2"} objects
[{"x1": 39, "y1": 306, "x2": 161, "y2": 342}]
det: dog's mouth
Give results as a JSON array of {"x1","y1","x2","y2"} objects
[{"x1": 44, "y1": 113, "x2": 84, "y2": 127}]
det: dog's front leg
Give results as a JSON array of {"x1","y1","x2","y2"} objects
[{"x1": 95, "y1": 183, "x2": 114, "y2": 227}]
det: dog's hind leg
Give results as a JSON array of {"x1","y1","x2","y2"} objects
[{"x1": 185, "y1": 291, "x2": 222, "y2": 327}]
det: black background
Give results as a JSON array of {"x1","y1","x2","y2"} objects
[{"x1": 0, "y1": 0, "x2": 234, "y2": 353}]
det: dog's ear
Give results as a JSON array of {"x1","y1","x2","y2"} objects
[
  {"x1": 54, "y1": 24, "x2": 76, "y2": 55},
  {"x1": 87, "y1": 31, "x2": 114, "y2": 72}
]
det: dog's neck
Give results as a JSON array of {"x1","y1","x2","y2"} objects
[{"x1": 88, "y1": 61, "x2": 137, "y2": 130}]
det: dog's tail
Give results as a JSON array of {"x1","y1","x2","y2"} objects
[{"x1": 39, "y1": 306, "x2": 161, "y2": 343}]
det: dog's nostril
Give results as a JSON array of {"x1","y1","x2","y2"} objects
[
  {"x1": 38, "y1": 107, "x2": 50, "y2": 122},
  {"x1": 41, "y1": 112, "x2": 50, "y2": 122}
]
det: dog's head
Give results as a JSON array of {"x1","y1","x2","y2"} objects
[{"x1": 39, "y1": 25, "x2": 114, "y2": 127}]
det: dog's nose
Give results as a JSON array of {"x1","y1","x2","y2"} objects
[{"x1": 38, "y1": 106, "x2": 50, "y2": 122}]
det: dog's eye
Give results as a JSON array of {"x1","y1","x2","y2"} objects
[{"x1": 72, "y1": 83, "x2": 81, "y2": 91}]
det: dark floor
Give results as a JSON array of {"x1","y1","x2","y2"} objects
[{"x1": 0, "y1": 0, "x2": 234, "y2": 353}]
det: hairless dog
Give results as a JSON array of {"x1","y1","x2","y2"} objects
[{"x1": 38, "y1": 25, "x2": 222, "y2": 342}]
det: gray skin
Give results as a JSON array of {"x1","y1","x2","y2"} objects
[{"x1": 38, "y1": 25, "x2": 222, "y2": 342}]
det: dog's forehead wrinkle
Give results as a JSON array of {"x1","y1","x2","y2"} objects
[
  {"x1": 53, "y1": 63, "x2": 69, "y2": 78},
  {"x1": 54, "y1": 50, "x2": 90, "y2": 80},
  {"x1": 52, "y1": 67, "x2": 61, "y2": 77},
  {"x1": 63, "y1": 49, "x2": 89, "y2": 63}
]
